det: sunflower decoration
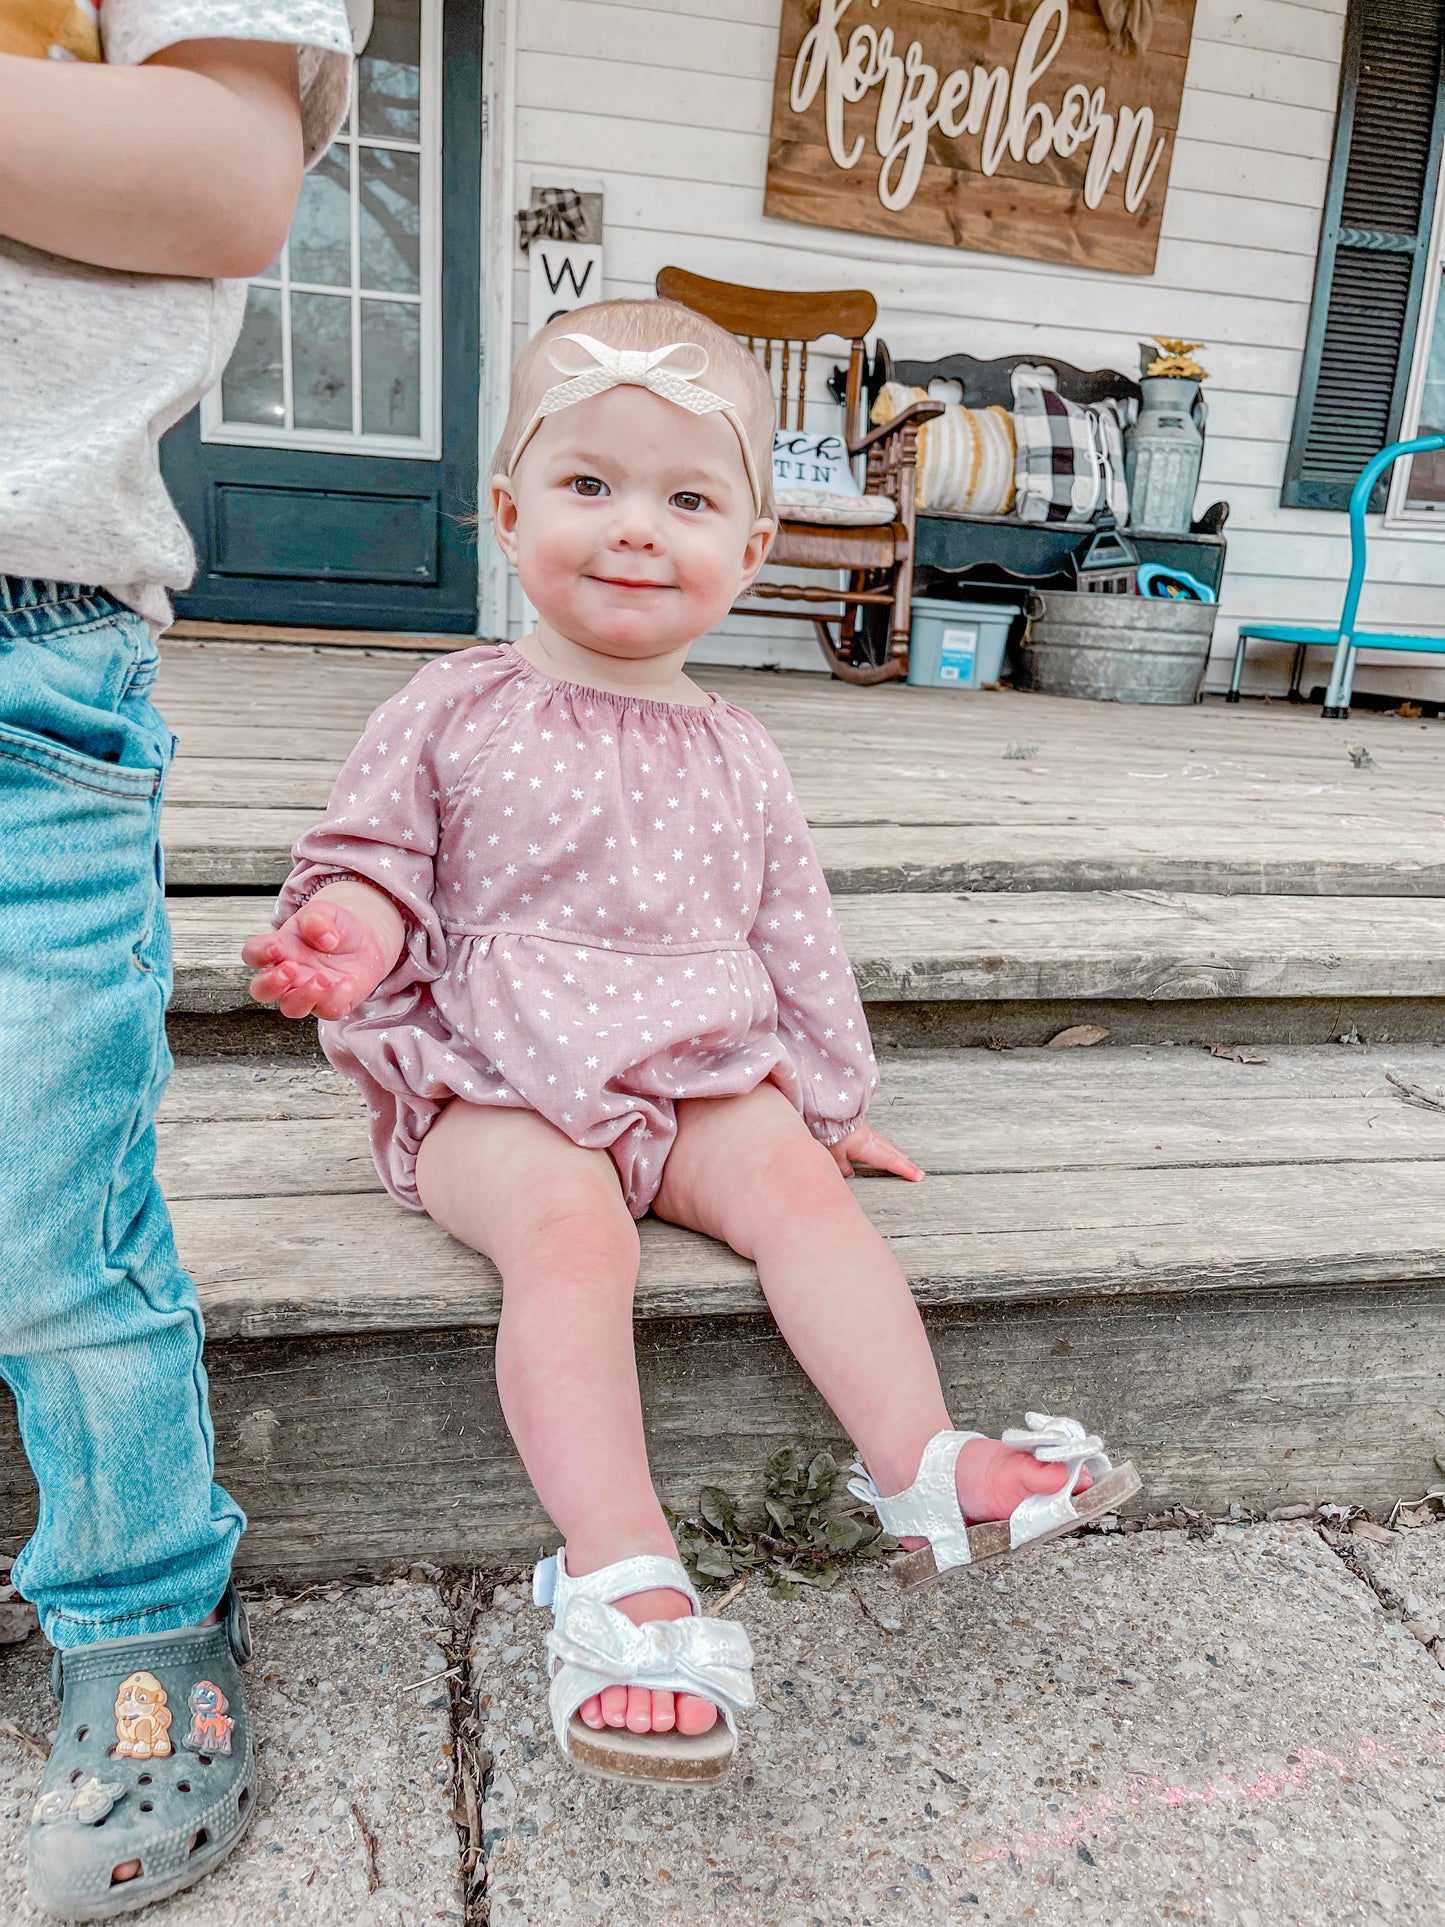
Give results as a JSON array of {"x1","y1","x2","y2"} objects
[{"x1": 1141, "y1": 338, "x2": 1209, "y2": 382}]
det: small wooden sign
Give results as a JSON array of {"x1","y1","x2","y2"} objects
[{"x1": 765, "y1": 0, "x2": 1196, "y2": 275}]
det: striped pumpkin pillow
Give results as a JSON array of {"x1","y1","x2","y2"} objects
[{"x1": 870, "y1": 383, "x2": 1017, "y2": 517}]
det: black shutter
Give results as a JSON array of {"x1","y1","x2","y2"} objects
[{"x1": 1283, "y1": 0, "x2": 1445, "y2": 510}]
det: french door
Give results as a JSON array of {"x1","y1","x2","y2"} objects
[{"x1": 162, "y1": 0, "x2": 481, "y2": 631}]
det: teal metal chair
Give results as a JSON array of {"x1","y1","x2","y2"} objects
[{"x1": 1227, "y1": 434, "x2": 1445, "y2": 718}]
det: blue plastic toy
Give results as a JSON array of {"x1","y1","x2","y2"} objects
[
  {"x1": 1227, "y1": 434, "x2": 1445, "y2": 718},
  {"x1": 1136, "y1": 563, "x2": 1215, "y2": 603}
]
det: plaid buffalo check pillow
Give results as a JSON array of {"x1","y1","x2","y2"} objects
[{"x1": 1011, "y1": 365, "x2": 1129, "y2": 525}]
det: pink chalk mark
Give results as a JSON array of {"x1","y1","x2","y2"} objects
[{"x1": 966, "y1": 1738, "x2": 1424, "y2": 1867}]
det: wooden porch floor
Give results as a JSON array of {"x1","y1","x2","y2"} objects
[{"x1": 160, "y1": 638, "x2": 1445, "y2": 895}]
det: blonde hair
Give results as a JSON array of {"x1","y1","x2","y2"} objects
[{"x1": 491, "y1": 298, "x2": 778, "y2": 523}]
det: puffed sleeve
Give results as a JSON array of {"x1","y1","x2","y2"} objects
[
  {"x1": 745, "y1": 726, "x2": 879, "y2": 1144},
  {"x1": 103, "y1": 1, "x2": 353, "y2": 168},
  {"x1": 275, "y1": 655, "x2": 494, "y2": 995}
]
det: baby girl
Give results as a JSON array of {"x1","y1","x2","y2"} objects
[{"x1": 245, "y1": 299, "x2": 1137, "y2": 1786}]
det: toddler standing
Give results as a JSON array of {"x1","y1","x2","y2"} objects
[
  {"x1": 0, "y1": 4, "x2": 352, "y2": 1913},
  {"x1": 248, "y1": 299, "x2": 1138, "y2": 1786}
]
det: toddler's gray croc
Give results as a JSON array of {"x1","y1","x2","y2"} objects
[{"x1": 26, "y1": 1585, "x2": 256, "y2": 1920}]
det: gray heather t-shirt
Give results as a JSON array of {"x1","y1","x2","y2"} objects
[{"x1": 0, "y1": 0, "x2": 353, "y2": 628}]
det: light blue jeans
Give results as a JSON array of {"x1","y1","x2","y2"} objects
[{"x1": 0, "y1": 579, "x2": 243, "y2": 1648}]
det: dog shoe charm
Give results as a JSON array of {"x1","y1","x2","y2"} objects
[
  {"x1": 33, "y1": 1777, "x2": 127, "y2": 1826},
  {"x1": 183, "y1": 1680, "x2": 235, "y2": 1756},
  {"x1": 113, "y1": 1670, "x2": 173, "y2": 1759}
]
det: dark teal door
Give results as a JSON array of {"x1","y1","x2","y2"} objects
[{"x1": 162, "y1": 0, "x2": 480, "y2": 632}]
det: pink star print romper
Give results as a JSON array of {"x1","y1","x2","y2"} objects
[{"x1": 278, "y1": 645, "x2": 880, "y2": 1217}]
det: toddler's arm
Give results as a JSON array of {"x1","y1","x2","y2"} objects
[
  {"x1": 244, "y1": 879, "x2": 404, "y2": 1021},
  {"x1": 248, "y1": 653, "x2": 493, "y2": 1019},
  {"x1": 0, "y1": 21, "x2": 345, "y2": 277}
]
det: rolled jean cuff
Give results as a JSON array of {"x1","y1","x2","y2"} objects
[{"x1": 42, "y1": 1578, "x2": 234, "y2": 1651}]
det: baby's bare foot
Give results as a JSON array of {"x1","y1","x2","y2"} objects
[
  {"x1": 895, "y1": 1437, "x2": 1092, "y2": 1552},
  {"x1": 575, "y1": 1587, "x2": 718, "y2": 1738}
]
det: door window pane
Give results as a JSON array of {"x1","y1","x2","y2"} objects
[
  {"x1": 1407, "y1": 274, "x2": 1445, "y2": 507},
  {"x1": 205, "y1": 0, "x2": 435, "y2": 454},
  {"x1": 362, "y1": 301, "x2": 421, "y2": 436},
  {"x1": 358, "y1": 0, "x2": 421, "y2": 139},
  {"x1": 290, "y1": 146, "x2": 351, "y2": 288},
  {"x1": 359, "y1": 148, "x2": 420, "y2": 293},
  {"x1": 221, "y1": 286, "x2": 284, "y2": 426},
  {"x1": 292, "y1": 294, "x2": 353, "y2": 432}
]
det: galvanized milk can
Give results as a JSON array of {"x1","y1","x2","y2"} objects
[{"x1": 1124, "y1": 376, "x2": 1206, "y2": 534}]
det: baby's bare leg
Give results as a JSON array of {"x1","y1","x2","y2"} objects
[
  {"x1": 652, "y1": 1084, "x2": 1073, "y2": 1525},
  {"x1": 415, "y1": 1101, "x2": 714, "y2": 1736}
]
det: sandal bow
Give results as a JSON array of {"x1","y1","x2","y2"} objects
[
  {"x1": 532, "y1": 1549, "x2": 755, "y2": 1785},
  {"x1": 547, "y1": 1595, "x2": 755, "y2": 1716}
]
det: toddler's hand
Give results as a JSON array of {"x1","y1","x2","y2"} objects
[
  {"x1": 828, "y1": 1119, "x2": 924, "y2": 1182},
  {"x1": 242, "y1": 897, "x2": 395, "y2": 1020}
]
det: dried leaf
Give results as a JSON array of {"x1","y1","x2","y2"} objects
[
  {"x1": 1048, "y1": 1025, "x2": 1110, "y2": 1049},
  {"x1": 1208, "y1": 1044, "x2": 1269, "y2": 1064},
  {"x1": 1346, "y1": 743, "x2": 1376, "y2": 769},
  {"x1": 1349, "y1": 1519, "x2": 1396, "y2": 1546}
]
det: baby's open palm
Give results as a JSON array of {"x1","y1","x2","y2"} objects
[{"x1": 242, "y1": 899, "x2": 393, "y2": 1021}]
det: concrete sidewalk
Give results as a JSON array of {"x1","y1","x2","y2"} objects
[
  {"x1": 2, "y1": 1522, "x2": 1444, "y2": 1925},
  {"x1": 477, "y1": 1522, "x2": 1445, "y2": 1925}
]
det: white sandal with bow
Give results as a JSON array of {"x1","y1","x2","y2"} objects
[
  {"x1": 532, "y1": 1550, "x2": 755, "y2": 1785},
  {"x1": 848, "y1": 1412, "x2": 1142, "y2": 1591}
]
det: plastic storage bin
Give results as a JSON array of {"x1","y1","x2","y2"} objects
[{"x1": 906, "y1": 596, "x2": 1015, "y2": 689}]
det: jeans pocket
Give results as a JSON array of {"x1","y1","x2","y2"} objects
[{"x1": 0, "y1": 722, "x2": 162, "y2": 800}]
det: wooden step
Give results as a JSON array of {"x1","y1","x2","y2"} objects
[
  {"x1": 156, "y1": 640, "x2": 1445, "y2": 895},
  {"x1": 167, "y1": 890, "x2": 1445, "y2": 1021},
  {"x1": 6, "y1": 1046, "x2": 1442, "y2": 1575}
]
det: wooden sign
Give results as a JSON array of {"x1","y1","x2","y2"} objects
[{"x1": 765, "y1": 0, "x2": 1195, "y2": 275}]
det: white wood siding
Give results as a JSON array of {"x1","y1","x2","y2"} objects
[{"x1": 504, "y1": 0, "x2": 1445, "y2": 697}]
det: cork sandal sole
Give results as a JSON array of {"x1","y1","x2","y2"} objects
[
  {"x1": 892, "y1": 1461, "x2": 1144, "y2": 1591},
  {"x1": 565, "y1": 1715, "x2": 736, "y2": 1787}
]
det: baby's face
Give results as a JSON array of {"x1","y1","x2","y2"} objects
[{"x1": 494, "y1": 384, "x2": 772, "y2": 663}]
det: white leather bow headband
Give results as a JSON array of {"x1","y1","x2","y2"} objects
[{"x1": 505, "y1": 333, "x2": 765, "y2": 517}]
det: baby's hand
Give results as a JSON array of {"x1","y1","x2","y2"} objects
[
  {"x1": 828, "y1": 1119, "x2": 924, "y2": 1182},
  {"x1": 242, "y1": 896, "x2": 396, "y2": 1020}
]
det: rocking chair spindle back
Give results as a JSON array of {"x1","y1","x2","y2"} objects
[{"x1": 656, "y1": 266, "x2": 939, "y2": 683}]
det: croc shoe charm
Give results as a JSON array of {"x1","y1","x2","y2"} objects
[
  {"x1": 183, "y1": 1681, "x2": 234, "y2": 1757},
  {"x1": 113, "y1": 1671, "x2": 173, "y2": 1759}
]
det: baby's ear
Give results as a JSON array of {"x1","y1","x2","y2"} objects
[
  {"x1": 738, "y1": 516, "x2": 776, "y2": 588},
  {"x1": 491, "y1": 476, "x2": 521, "y2": 561}
]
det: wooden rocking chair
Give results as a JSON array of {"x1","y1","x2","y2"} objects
[{"x1": 655, "y1": 267, "x2": 942, "y2": 685}]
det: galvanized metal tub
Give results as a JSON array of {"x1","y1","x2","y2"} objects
[{"x1": 1016, "y1": 591, "x2": 1216, "y2": 705}]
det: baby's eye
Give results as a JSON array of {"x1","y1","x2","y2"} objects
[
  {"x1": 670, "y1": 489, "x2": 708, "y2": 513},
  {"x1": 569, "y1": 476, "x2": 608, "y2": 497}
]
